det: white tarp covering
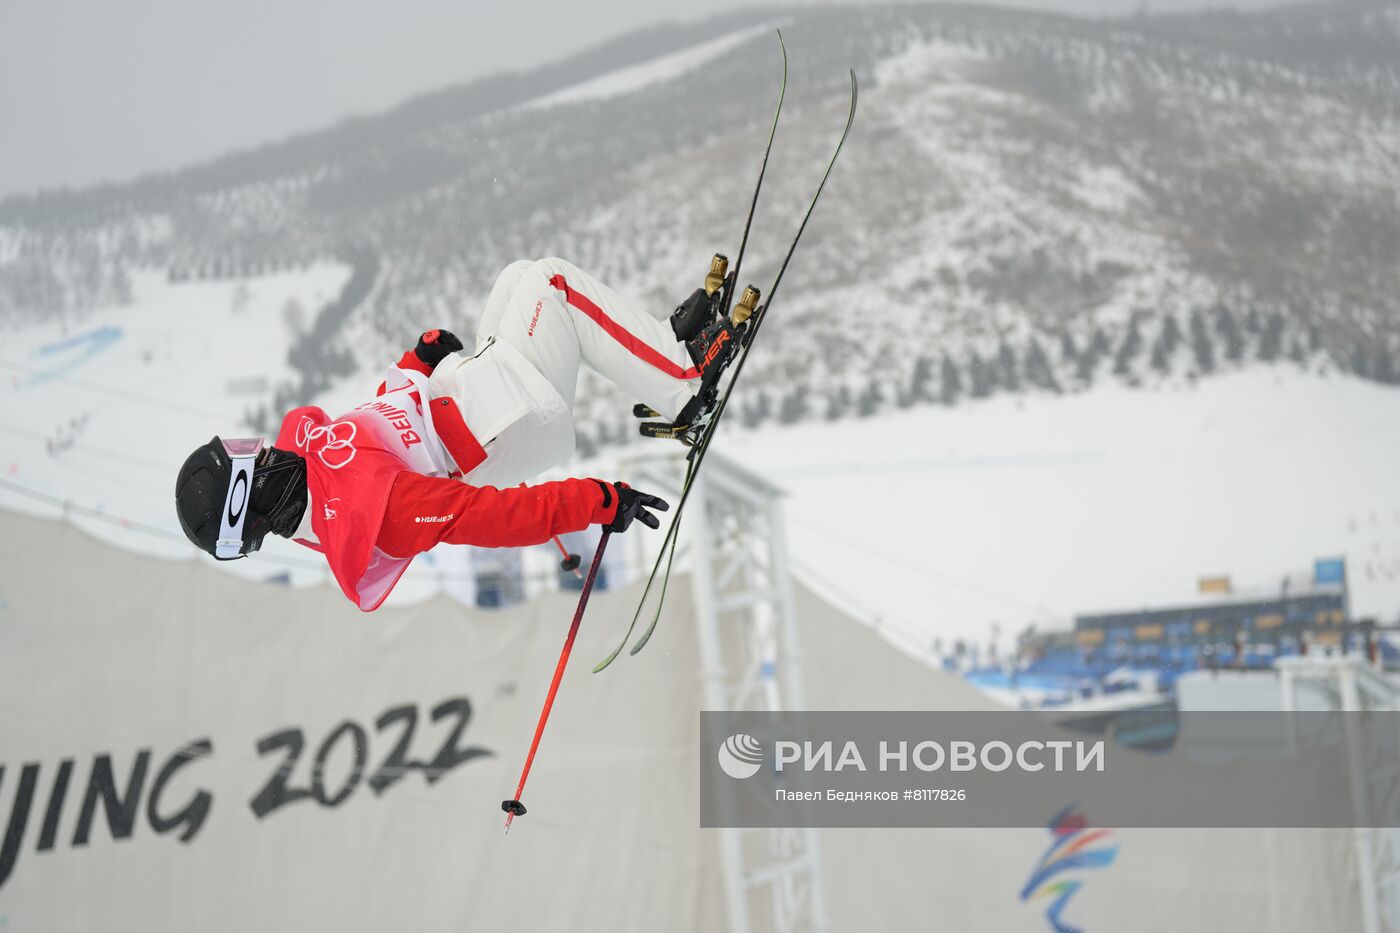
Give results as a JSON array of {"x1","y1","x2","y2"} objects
[{"x1": 0, "y1": 510, "x2": 1361, "y2": 931}]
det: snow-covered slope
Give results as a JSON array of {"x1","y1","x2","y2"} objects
[
  {"x1": 0, "y1": 265, "x2": 348, "y2": 553},
  {"x1": 520, "y1": 22, "x2": 777, "y2": 111},
  {"x1": 728, "y1": 367, "x2": 1400, "y2": 647}
]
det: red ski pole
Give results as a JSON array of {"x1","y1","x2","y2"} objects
[
  {"x1": 520, "y1": 484, "x2": 583, "y2": 578},
  {"x1": 550, "y1": 534, "x2": 583, "y2": 579},
  {"x1": 501, "y1": 529, "x2": 611, "y2": 833}
]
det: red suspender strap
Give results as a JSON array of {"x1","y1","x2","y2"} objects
[
  {"x1": 548, "y1": 274, "x2": 700, "y2": 380},
  {"x1": 429, "y1": 396, "x2": 488, "y2": 477}
]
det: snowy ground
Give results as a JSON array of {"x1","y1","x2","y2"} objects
[
  {"x1": 0, "y1": 266, "x2": 349, "y2": 573},
  {"x1": 722, "y1": 368, "x2": 1400, "y2": 651},
  {"x1": 3, "y1": 268, "x2": 1398, "y2": 647}
]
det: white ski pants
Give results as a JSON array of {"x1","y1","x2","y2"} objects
[
  {"x1": 480, "y1": 257, "x2": 700, "y2": 417},
  {"x1": 427, "y1": 257, "x2": 701, "y2": 486}
]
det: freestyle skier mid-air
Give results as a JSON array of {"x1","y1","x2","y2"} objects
[
  {"x1": 173, "y1": 39, "x2": 853, "y2": 826},
  {"x1": 174, "y1": 257, "x2": 743, "y2": 610}
]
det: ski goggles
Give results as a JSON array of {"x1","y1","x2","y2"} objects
[{"x1": 215, "y1": 436, "x2": 266, "y2": 560}]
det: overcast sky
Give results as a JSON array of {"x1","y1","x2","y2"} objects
[{"x1": 0, "y1": 0, "x2": 1300, "y2": 200}]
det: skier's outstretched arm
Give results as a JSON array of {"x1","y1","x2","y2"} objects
[{"x1": 376, "y1": 472, "x2": 666, "y2": 557}]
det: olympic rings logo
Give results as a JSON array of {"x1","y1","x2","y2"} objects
[{"x1": 296, "y1": 416, "x2": 358, "y2": 470}]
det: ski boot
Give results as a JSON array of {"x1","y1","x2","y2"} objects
[
  {"x1": 668, "y1": 253, "x2": 730, "y2": 342},
  {"x1": 639, "y1": 255, "x2": 760, "y2": 447}
]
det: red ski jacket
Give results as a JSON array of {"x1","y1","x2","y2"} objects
[{"x1": 277, "y1": 347, "x2": 615, "y2": 611}]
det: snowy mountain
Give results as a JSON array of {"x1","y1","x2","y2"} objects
[{"x1": 2, "y1": 1, "x2": 1397, "y2": 450}]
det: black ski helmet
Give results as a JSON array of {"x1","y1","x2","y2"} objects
[{"x1": 175, "y1": 436, "x2": 305, "y2": 560}]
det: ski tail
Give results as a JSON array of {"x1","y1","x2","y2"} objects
[
  {"x1": 722, "y1": 29, "x2": 786, "y2": 322},
  {"x1": 746, "y1": 70, "x2": 859, "y2": 345},
  {"x1": 590, "y1": 459, "x2": 693, "y2": 672},
  {"x1": 592, "y1": 30, "x2": 789, "y2": 674},
  {"x1": 625, "y1": 70, "x2": 858, "y2": 659}
]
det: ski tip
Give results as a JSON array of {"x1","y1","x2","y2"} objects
[{"x1": 591, "y1": 651, "x2": 621, "y2": 673}]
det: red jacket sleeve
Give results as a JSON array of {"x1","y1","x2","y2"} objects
[{"x1": 376, "y1": 472, "x2": 618, "y2": 557}]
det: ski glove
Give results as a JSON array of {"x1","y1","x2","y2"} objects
[
  {"x1": 414, "y1": 329, "x2": 464, "y2": 369},
  {"x1": 596, "y1": 481, "x2": 669, "y2": 534}
]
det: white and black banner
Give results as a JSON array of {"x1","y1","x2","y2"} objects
[
  {"x1": 0, "y1": 513, "x2": 1372, "y2": 933},
  {"x1": 0, "y1": 513, "x2": 713, "y2": 932}
]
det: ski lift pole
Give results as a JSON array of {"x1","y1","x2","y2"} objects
[{"x1": 501, "y1": 529, "x2": 611, "y2": 833}]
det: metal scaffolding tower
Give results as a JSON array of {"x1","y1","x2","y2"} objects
[
  {"x1": 1278, "y1": 656, "x2": 1400, "y2": 933},
  {"x1": 622, "y1": 447, "x2": 829, "y2": 933}
]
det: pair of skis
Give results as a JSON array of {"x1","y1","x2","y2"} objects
[
  {"x1": 502, "y1": 32, "x2": 856, "y2": 830},
  {"x1": 594, "y1": 35, "x2": 858, "y2": 672}
]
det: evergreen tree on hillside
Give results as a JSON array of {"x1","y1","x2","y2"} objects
[
  {"x1": 779, "y1": 387, "x2": 809, "y2": 424},
  {"x1": 969, "y1": 350, "x2": 998, "y2": 398},
  {"x1": 1243, "y1": 306, "x2": 1261, "y2": 336},
  {"x1": 1214, "y1": 305, "x2": 1245, "y2": 362},
  {"x1": 997, "y1": 340, "x2": 1021, "y2": 392},
  {"x1": 1288, "y1": 337, "x2": 1308, "y2": 365},
  {"x1": 1376, "y1": 346, "x2": 1397, "y2": 385},
  {"x1": 940, "y1": 354, "x2": 963, "y2": 406},
  {"x1": 1346, "y1": 344, "x2": 1400, "y2": 385},
  {"x1": 742, "y1": 391, "x2": 772, "y2": 428},
  {"x1": 1076, "y1": 327, "x2": 1109, "y2": 385},
  {"x1": 1060, "y1": 333, "x2": 1079, "y2": 370},
  {"x1": 575, "y1": 428, "x2": 597, "y2": 460},
  {"x1": 908, "y1": 355, "x2": 934, "y2": 405},
  {"x1": 1351, "y1": 345, "x2": 1372, "y2": 379},
  {"x1": 1150, "y1": 314, "x2": 1181, "y2": 373},
  {"x1": 1189, "y1": 309, "x2": 1215, "y2": 373},
  {"x1": 1023, "y1": 338, "x2": 1060, "y2": 392},
  {"x1": 1257, "y1": 313, "x2": 1284, "y2": 362},
  {"x1": 826, "y1": 385, "x2": 852, "y2": 420},
  {"x1": 1113, "y1": 319, "x2": 1143, "y2": 376},
  {"x1": 857, "y1": 379, "x2": 884, "y2": 417}
]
